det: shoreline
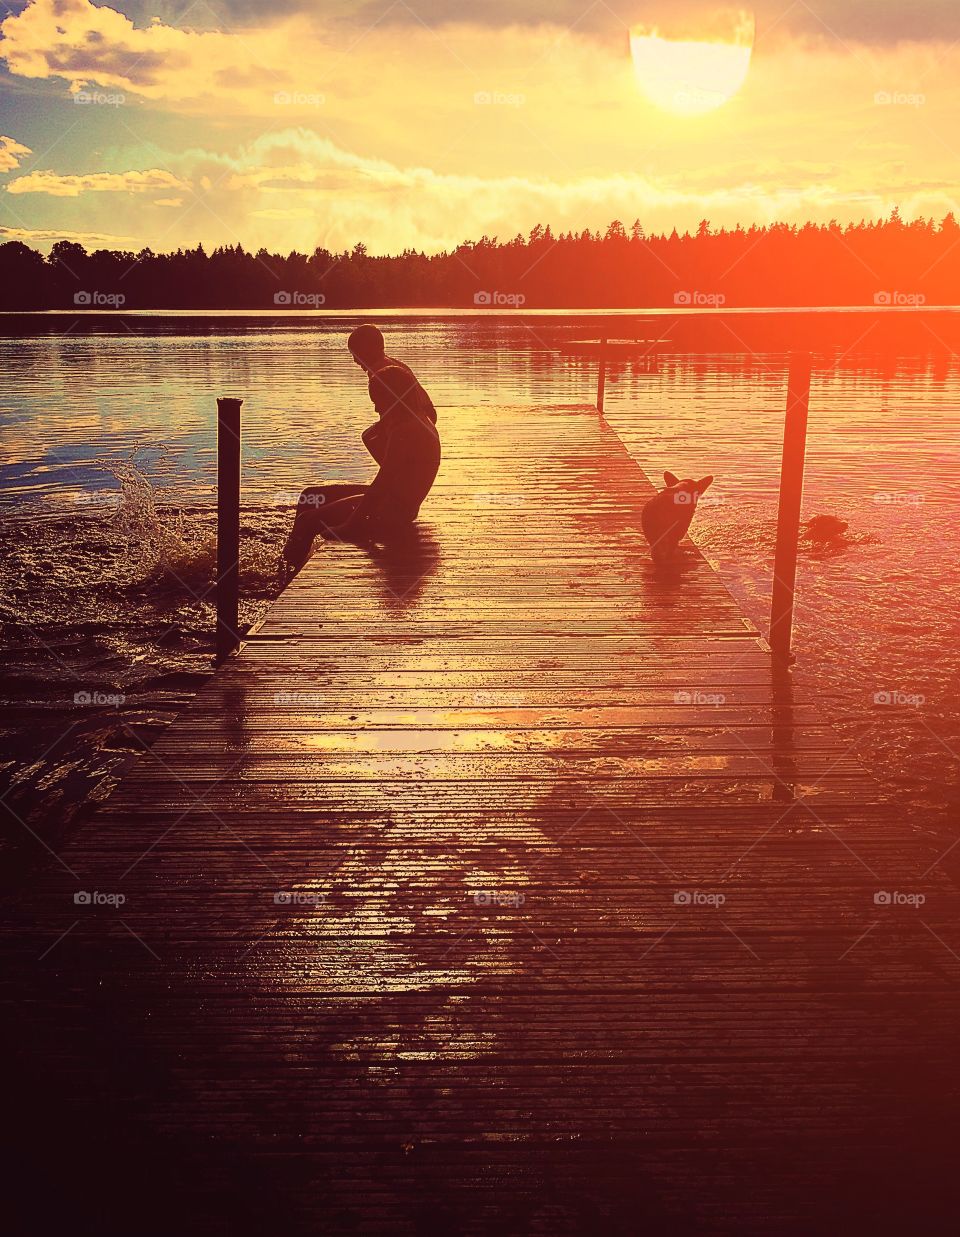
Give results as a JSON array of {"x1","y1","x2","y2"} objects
[{"x1": 3, "y1": 303, "x2": 960, "y2": 317}]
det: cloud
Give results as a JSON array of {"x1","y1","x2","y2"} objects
[
  {"x1": 117, "y1": 0, "x2": 960, "y2": 45},
  {"x1": 0, "y1": 135, "x2": 32, "y2": 172},
  {"x1": 0, "y1": 0, "x2": 317, "y2": 111},
  {"x1": 5, "y1": 120, "x2": 959, "y2": 258},
  {"x1": 144, "y1": 128, "x2": 960, "y2": 256},
  {"x1": 0, "y1": 223, "x2": 135, "y2": 245},
  {"x1": 346, "y1": 0, "x2": 960, "y2": 45},
  {"x1": 6, "y1": 168, "x2": 189, "y2": 196},
  {"x1": 2, "y1": 3, "x2": 958, "y2": 256}
]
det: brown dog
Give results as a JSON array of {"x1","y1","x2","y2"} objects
[{"x1": 640, "y1": 471, "x2": 714, "y2": 563}]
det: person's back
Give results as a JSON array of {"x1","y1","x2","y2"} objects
[
  {"x1": 373, "y1": 355, "x2": 437, "y2": 425},
  {"x1": 348, "y1": 323, "x2": 437, "y2": 426},
  {"x1": 361, "y1": 366, "x2": 440, "y2": 530}
]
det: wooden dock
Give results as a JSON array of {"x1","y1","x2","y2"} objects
[{"x1": 6, "y1": 403, "x2": 960, "y2": 1235}]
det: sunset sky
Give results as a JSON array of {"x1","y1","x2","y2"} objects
[{"x1": 0, "y1": 0, "x2": 957, "y2": 254}]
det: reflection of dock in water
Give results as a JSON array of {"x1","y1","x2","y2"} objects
[
  {"x1": 7, "y1": 401, "x2": 959, "y2": 1233},
  {"x1": 560, "y1": 336, "x2": 668, "y2": 408}
]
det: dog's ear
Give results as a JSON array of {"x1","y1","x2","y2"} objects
[
  {"x1": 696, "y1": 475, "x2": 714, "y2": 493},
  {"x1": 663, "y1": 471, "x2": 680, "y2": 486}
]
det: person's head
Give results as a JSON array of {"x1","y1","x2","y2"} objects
[
  {"x1": 347, "y1": 323, "x2": 385, "y2": 372},
  {"x1": 369, "y1": 365, "x2": 419, "y2": 419}
]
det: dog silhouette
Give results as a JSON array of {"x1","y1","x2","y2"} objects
[{"x1": 641, "y1": 471, "x2": 714, "y2": 563}]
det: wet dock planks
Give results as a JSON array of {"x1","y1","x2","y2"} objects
[{"x1": 6, "y1": 403, "x2": 960, "y2": 1235}]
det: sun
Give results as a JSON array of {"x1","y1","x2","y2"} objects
[{"x1": 630, "y1": 10, "x2": 756, "y2": 116}]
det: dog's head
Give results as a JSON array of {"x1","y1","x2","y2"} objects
[{"x1": 663, "y1": 471, "x2": 714, "y2": 507}]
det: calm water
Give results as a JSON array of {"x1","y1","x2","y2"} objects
[{"x1": 2, "y1": 313, "x2": 959, "y2": 866}]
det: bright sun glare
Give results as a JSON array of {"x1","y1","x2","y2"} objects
[{"x1": 630, "y1": 10, "x2": 756, "y2": 116}]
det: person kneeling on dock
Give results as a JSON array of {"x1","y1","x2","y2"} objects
[{"x1": 282, "y1": 365, "x2": 441, "y2": 571}]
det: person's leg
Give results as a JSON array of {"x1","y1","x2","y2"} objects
[
  {"x1": 295, "y1": 483, "x2": 367, "y2": 512},
  {"x1": 282, "y1": 486, "x2": 369, "y2": 569},
  {"x1": 314, "y1": 494, "x2": 366, "y2": 539}
]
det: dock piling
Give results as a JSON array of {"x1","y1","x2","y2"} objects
[
  {"x1": 770, "y1": 355, "x2": 811, "y2": 665},
  {"x1": 596, "y1": 338, "x2": 607, "y2": 413},
  {"x1": 216, "y1": 396, "x2": 243, "y2": 662}
]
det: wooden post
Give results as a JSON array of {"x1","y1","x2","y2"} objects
[
  {"x1": 769, "y1": 355, "x2": 811, "y2": 665},
  {"x1": 216, "y1": 397, "x2": 243, "y2": 663},
  {"x1": 596, "y1": 338, "x2": 607, "y2": 413}
]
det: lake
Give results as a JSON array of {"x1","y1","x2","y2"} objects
[{"x1": 1, "y1": 309, "x2": 959, "y2": 869}]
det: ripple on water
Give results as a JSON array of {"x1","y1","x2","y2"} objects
[{"x1": 1, "y1": 325, "x2": 959, "y2": 871}]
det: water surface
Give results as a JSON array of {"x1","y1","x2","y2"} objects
[{"x1": 1, "y1": 312, "x2": 958, "y2": 867}]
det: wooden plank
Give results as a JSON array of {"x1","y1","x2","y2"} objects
[{"x1": 4, "y1": 402, "x2": 959, "y2": 1236}]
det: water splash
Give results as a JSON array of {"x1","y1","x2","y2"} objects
[
  {"x1": 94, "y1": 449, "x2": 286, "y2": 594},
  {"x1": 98, "y1": 449, "x2": 217, "y2": 588}
]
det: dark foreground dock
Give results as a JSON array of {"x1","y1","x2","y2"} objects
[{"x1": 5, "y1": 403, "x2": 960, "y2": 1234}]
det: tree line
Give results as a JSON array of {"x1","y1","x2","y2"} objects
[{"x1": 1, "y1": 211, "x2": 956, "y2": 310}]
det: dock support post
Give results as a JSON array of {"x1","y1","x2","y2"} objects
[
  {"x1": 591, "y1": 336, "x2": 608, "y2": 413},
  {"x1": 216, "y1": 397, "x2": 243, "y2": 663},
  {"x1": 769, "y1": 355, "x2": 811, "y2": 665}
]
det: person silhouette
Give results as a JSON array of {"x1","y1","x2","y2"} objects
[
  {"x1": 282, "y1": 360, "x2": 441, "y2": 571},
  {"x1": 347, "y1": 323, "x2": 437, "y2": 425}
]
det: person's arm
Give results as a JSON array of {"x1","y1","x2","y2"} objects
[{"x1": 362, "y1": 420, "x2": 387, "y2": 464}]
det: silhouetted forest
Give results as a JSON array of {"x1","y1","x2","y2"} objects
[{"x1": 1, "y1": 212, "x2": 957, "y2": 310}]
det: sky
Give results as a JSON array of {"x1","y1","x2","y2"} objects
[{"x1": 0, "y1": 0, "x2": 957, "y2": 254}]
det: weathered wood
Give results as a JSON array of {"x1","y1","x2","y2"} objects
[
  {"x1": 770, "y1": 356, "x2": 811, "y2": 663},
  {"x1": 216, "y1": 396, "x2": 243, "y2": 662},
  {"x1": 4, "y1": 403, "x2": 958, "y2": 1235}
]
